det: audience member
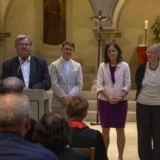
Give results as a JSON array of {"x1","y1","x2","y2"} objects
[
  {"x1": 32, "y1": 112, "x2": 87, "y2": 160},
  {"x1": 0, "y1": 77, "x2": 24, "y2": 94},
  {"x1": 1, "y1": 34, "x2": 51, "y2": 90},
  {"x1": 0, "y1": 77, "x2": 37, "y2": 142},
  {"x1": 0, "y1": 93, "x2": 57, "y2": 160},
  {"x1": 66, "y1": 96, "x2": 108, "y2": 160}
]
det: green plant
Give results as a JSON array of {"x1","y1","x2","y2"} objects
[{"x1": 151, "y1": 16, "x2": 160, "y2": 40}]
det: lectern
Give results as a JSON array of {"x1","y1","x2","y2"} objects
[{"x1": 24, "y1": 89, "x2": 50, "y2": 121}]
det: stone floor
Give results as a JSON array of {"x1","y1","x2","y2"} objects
[{"x1": 86, "y1": 122, "x2": 139, "y2": 160}]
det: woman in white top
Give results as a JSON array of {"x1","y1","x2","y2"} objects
[
  {"x1": 135, "y1": 43, "x2": 160, "y2": 160},
  {"x1": 97, "y1": 42, "x2": 131, "y2": 160}
]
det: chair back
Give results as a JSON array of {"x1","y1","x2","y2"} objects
[{"x1": 74, "y1": 147, "x2": 95, "y2": 160}]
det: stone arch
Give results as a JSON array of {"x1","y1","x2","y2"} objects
[
  {"x1": 112, "y1": 0, "x2": 128, "y2": 28},
  {"x1": 2, "y1": 0, "x2": 13, "y2": 30},
  {"x1": 88, "y1": 0, "x2": 128, "y2": 28}
]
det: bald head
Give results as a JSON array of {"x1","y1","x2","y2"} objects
[
  {"x1": 0, "y1": 77, "x2": 24, "y2": 94},
  {"x1": 0, "y1": 93, "x2": 31, "y2": 129}
]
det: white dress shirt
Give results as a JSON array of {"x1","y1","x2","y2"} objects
[
  {"x1": 18, "y1": 56, "x2": 31, "y2": 88},
  {"x1": 62, "y1": 58, "x2": 71, "y2": 76}
]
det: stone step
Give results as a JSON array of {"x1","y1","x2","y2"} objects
[
  {"x1": 126, "y1": 111, "x2": 136, "y2": 122},
  {"x1": 83, "y1": 82, "x2": 92, "y2": 90},
  {"x1": 85, "y1": 110, "x2": 136, "y2": 122},
  {"x1": 128, "y1": 100, "x2": 136, "y2": 111},
  {"x1": 81, "y1": 90, "x2": 136, "y2": 100},
  {"x1": 82, "y1": 66, "x2": 95, "y2": 74},
  {"x1": 128, "y1": 90, "x2": 136, "y2": 100},
  {"x1": 47, "y1": 90, "x2": 136, "y2": 122},
  {"x1": 83, "y1": 74, "x2": 96, "y2": 82},
  {"x1": 47, "y1": 90, "x2": 137, "y2": 101},
  {"x1": 88, "y1": 100, "x2": 136, "y2": 111},
  {"x1": 79, "y1": 91, "x2": 97, "y2": 100}
]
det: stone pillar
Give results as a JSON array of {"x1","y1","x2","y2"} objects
[{"x1": 0, "y1": 32, "x2": 11, "y2": 76}]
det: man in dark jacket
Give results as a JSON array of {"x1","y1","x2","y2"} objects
[{"x1": 1, "y1": 34, "x2": 51, "y2": 90}]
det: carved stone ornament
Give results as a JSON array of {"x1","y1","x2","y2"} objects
[
  {"x1": 0, "y1": 32, "x2": 11, "y2": 46},
  {"x1": 89, "y1": 0, "x2": 121, "y2": 41}
]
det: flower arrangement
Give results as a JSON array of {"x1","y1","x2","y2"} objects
[{"x1": 151, "y1": 16, "x2": 160, "y2": 40}]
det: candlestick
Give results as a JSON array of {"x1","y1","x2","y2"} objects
[
  {"x1": 0, "y1": 22, "x2": 1, "y2": 31},
  {"x1": 0, "y1": 0, "x2": 2, "y2": 31},
  {"x1": 144, "y1": 20, "x2": 148, "y2": 30},
  {"x1": 144, "y1": 29, "x2": 148, "y2": 45}
]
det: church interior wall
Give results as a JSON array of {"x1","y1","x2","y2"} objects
[
  {"x1": 4, "y1": 0, "x2": 36, "y2": 60},
  {"x1": 115, "y1": 0, "x2": 160, "y2": 88},
  {"x1": 2, "y1": 0, "x2": 160, "y2": 88},
  {"x1": 3, "y1": 0, "x2": 97, "y2": 68},
  {"x1": 70, "y1": 0, "x2": 97, "y2": 67}
]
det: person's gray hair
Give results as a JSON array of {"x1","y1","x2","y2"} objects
[
  {"x1": 0, "y1": 77, "x2": 24, "y2": 94},
  {"x1": 148, "y1": 43, "x2": 160, "y2": 58},
  {"x1": 0, "y1": 93, "x2": 31, "y2": 128},
  {"x1": 15, "y1": 34, "x2": 32, "y2": 46}
]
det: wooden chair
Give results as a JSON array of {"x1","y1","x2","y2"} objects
[{"x1": 73, "y1": 147, "x2": 95, "y2": 160}]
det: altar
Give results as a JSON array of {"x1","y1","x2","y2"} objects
[{"x1": 137, "y1": 45, "x2": 148, "y2": 65}]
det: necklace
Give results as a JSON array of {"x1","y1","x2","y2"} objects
[
  {"x1": 109, "y1": 63, "x2": 117, "y2": 67},
  {"x1": 149, "y1": 62, "x2": 159, "y2": 70}
]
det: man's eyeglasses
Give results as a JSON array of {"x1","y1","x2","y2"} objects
[
  {"x1": 146, "y1": 51, "x2": 157, "y2": 55},
  {"x1": 63, "y1": 48, "x2": 73, "y2": 52},
  {"x1": 16, "y1": 43, "x2": 31, "y2": 47}
]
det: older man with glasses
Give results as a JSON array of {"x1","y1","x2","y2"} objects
[
  {"x1": 49, "y1": 40, "x2": 83, "y2": 115},
  {"x1": 1, "y1": 34, "x2": 51, "y2": 91}
]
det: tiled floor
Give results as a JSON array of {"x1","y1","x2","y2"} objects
[{"x1": 86, "y1": 122, "x2": 139, "y2": 160}]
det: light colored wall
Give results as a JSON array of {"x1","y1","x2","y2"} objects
[
  {"x1": 34, "y1": 0, "x2": 97, "y2": 67},
  {"x1": 4, "y1": 0, "x2": 35, "y2": 60},
  {"x1": 4, "y1": 0, "x2": 98, "y2": 68},
  {"x1": 70, "y1": 0, "x2": 97, "y2": 67},
  {"x1": 0, "y1": 0, "x2": 11, "y2": 29},
  {"x1": 115, "y1": 0, "x2": 160, "y2": 88},
  {"x1": 3, "y1": 0, "x2": 160, "y2": 88}
]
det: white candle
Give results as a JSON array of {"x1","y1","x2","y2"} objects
[{"x1": 144, "y1": 20, "x2": 148, "y2": 30}]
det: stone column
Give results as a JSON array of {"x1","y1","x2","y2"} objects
[
  {"x1": 0, "y1": 0, "x2": 11, "y2": 77},
  {"x1": 0, "y1": 32, "x2": 11, "y2": 76}
]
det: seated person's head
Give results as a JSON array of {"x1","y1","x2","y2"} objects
[
  {"x1": 66, "y1": 96, "x2": 89, "y2": 121},
  {"x1": 32, "y1": 112, "x2": 71, "y2": 151},
  {"x1": 0, "y1": 77, "x2": 36, "y2": 142},
  {"x1": 0, "y1": 77, "x2": 24, "y2": 94},
  {"x1": 0, "y1": 93, "x2": 31, "y2": 136}
]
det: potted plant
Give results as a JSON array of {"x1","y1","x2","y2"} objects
[{"x1": 151, "y1": 16, "x2": 160, "y2": 41}]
